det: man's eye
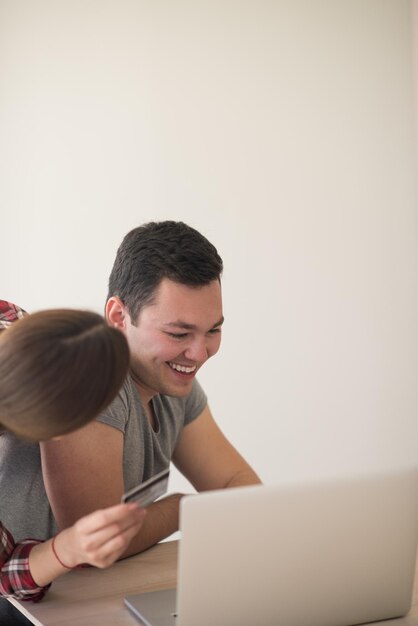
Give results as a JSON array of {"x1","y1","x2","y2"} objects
[
  {"x1": 167, "y1": 332, "x2": 188, "y2": 339},
  {"x1": 208, "y1": 328, "x2": 221, "y2": 335}
]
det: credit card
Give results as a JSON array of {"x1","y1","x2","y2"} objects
[{"x1": 121, "y1": 468, "x2": 170, "y2": 507}]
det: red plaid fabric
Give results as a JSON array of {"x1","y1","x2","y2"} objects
[
  {"x1": 0, "y1": 522, "x2": 50, "y2": 602},
  {"x1": 0, "y1": 300, "x2": 27, "y2": 330}
]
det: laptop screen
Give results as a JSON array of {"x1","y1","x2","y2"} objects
[{"x1": 126, "y1": 467, "x2": 418, "y2": 626}]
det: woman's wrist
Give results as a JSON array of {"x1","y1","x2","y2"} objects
[
  {"x1": 29, "y1": 534, "x2": 74, "y2": 587},
  {"x1": 51, "y1": 533, "x2": 74, "y2": 569},
  {"x1": 50, "y1": 528, "x2": 79, "y2": 569}
]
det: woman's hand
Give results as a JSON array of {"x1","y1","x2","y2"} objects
[
  {"x1": 54, "y1": 503, "x2": 146, "y2": 569},
  {"x1": 29, "y1": 503, "x2": 146, "y2": 586}
]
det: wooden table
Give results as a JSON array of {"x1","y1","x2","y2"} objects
[{"x1": 6, "y1": 541, "x2": 418, "y2": 626}]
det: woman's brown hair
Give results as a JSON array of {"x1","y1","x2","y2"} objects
[{"x1": 0, "y1": 309, "x2": 129, "y2": 441}]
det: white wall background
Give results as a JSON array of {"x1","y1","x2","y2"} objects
[{"x1": 1, "y1": 1, "x2": 417, "y2": 495}]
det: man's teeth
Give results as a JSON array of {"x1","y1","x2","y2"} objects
[{"x1": 169, "y1": 362, "x2": 196, "y2": 374}]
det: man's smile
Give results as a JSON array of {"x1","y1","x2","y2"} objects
[{"x1": 168, "y1": 362, "x2": 197, "y2": 374}]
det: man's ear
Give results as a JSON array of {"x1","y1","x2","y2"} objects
[{"x1": 106, "y1": 297, "x2": 127, "y2": 330}]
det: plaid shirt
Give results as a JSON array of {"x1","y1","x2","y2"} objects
[
  {"x1": 0, "y1": 300, "x2": 50, "y2": 601},
  {"x1": 0, "y1": 522, "x2": 50, "y2": 602},
  {"x1": 0, "y1": 300, "x2": 27, "y2": 329}
]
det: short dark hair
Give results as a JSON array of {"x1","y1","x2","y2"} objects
[
  {"x1": 0, "y1": 309, "x2": 130, "y2": 441},
  {"x1": 107, "y1": 221, "x2": 223, "y2": 322}
]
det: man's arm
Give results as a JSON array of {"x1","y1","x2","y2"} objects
[
  {"x1": 40, "y1": 405, "x2": 260, "y2": 558},
  {"x1": 172, "y1": 404, "x2": 261, "y2": 491},
  {"x1": 40, "y1": 421, "x2": 184, "y2": 557}
]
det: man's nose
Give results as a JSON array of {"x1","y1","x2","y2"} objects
[{"x1": 184, "y1": 337, "x2": 208, "y2": 363}]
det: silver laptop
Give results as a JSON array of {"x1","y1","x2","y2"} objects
[{"x1": 124, "y1": 466, "x2": 418, "y2": 626}]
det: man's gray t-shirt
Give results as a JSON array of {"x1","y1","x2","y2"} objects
[
  {"x1": 97, "y1": 376, "x2": 207, "y2": 488},
  {"x1": 0, "y1": 377, "x2": 206, "y2": 542}
]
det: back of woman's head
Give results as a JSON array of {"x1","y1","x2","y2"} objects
[{"x1": 0, "y1": 309, "x2": 130, "y2": 441}]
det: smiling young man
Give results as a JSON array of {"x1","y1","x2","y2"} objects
[
  {"x1": 0, "y1": 221, "x2": 260, "y2": 555},
  {"x1": 119, "y1": 278, "x2": 224, "y2": 407}
]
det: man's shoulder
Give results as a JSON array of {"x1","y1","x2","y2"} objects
[{"x1": 96, "y1": 375, "x2": 136, "y2": 429}]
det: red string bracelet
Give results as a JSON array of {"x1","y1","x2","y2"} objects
[{"x1": 51, "y1": 535, "x2": 73, "y2": 570}]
